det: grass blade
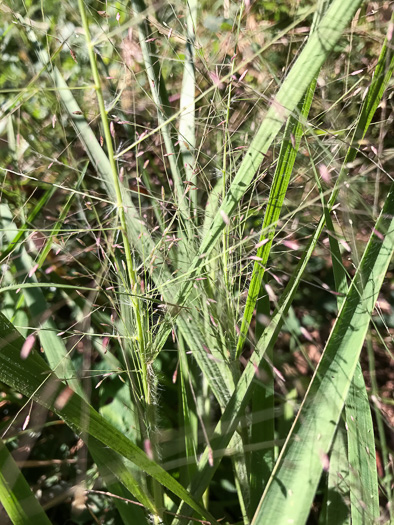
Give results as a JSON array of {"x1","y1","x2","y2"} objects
[
  {"x1": 0, "y1": 439, "x2": 52, "y2": 525},
  {"x1": 252, "y1": 183, "x2": 394, "y2": 525},
  {"x1": 326, "y1": 19, "x2": 394, "y2": 211},
  {"x1": 347, "y1": 365, "x2": 379, "y2": 523},
  {"x1": 311, "y1": 137, "x2": 380, "y2": 525},
  {"x1": 236, "y1": 78, "x2": 317, "y2": 357},
  {"x1": 178, "y1": 0, "x2": 197, "y2": 216},
  {"x1": 0, "y1": 185, "x2": 56, "y2": 263},
  {"x1": 238, "y1": 73, "x2": 318, "y2": 515},
  {"x1": 319, "y1": 422, "x2": 350, "y2": 525}
]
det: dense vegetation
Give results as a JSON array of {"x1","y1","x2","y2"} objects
[{"x1": 0, "y1": 1, "x2": 393, "y2": 524}]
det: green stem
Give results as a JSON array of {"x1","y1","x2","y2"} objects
[
  {"x1": 222, "y1": 2, "x2": 244, "y2": 288},
  {"x1": 76, "y1": 3, "x2": 164, "y2": 514},
  {"x1": 77, "y1": 0, "x2": 144, "y2": 354}
]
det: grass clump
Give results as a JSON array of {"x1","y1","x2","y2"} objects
[{"x1": 0, "y1": 1, "x2": 393, "y2": 524}]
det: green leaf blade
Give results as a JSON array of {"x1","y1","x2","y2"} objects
[
  {"x1": 252, "y1": 184, "x2": 394, "y2": 525},
  {"x1": 0, "y1": 439, "x2": 52, "y2": 525}
]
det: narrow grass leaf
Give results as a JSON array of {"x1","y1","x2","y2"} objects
[
  {"x1": 252, "y1": 183, "x2": 394, "y2": 525},
  {"x1": 236, "y1": 78, "x2": 316, "y2": 357},
  {"x1": 86, "y1": 467, "x2": 149, "y2": 525},
  {"x1": 0, "y1": 186, "x2": 56, "y2": 263},
  {"x1": 352, "y1": 15, "x2": 394, "y2": 142},
  {"x1": 327, "y1": 23, "x2": 394, "y2": 210},
  {"x1": 87, "y1": 438, "x2": 156, "y2": 518},
  {"x1": 319, "y1": 422, "x2": 350, "y2": 525},
  {"x1": 0, "y1": 439, "x2": 52, "y2": 525},
  {"x1": 240, "y1": 74, "x2": 317, "y2": 515},
  {"x1": 346, "y1": 366, "x2": 379, "y2": 524},
  {"x1": 315, "y1": 149, "x2": 379, "y2": 525},
  {"x1": 178, "y1": 0, "x2": 197, "y2": 214}
]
